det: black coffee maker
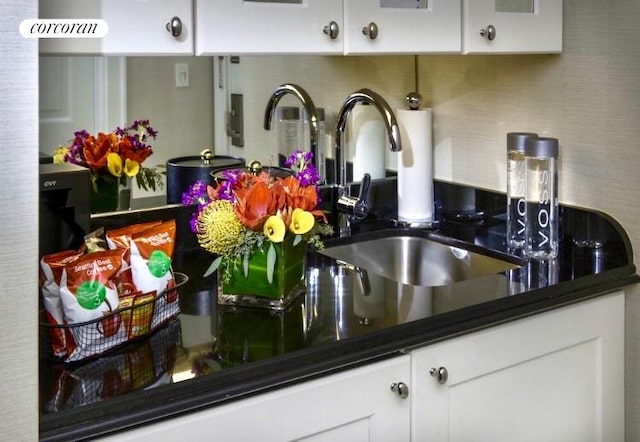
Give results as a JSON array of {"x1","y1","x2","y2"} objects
[{"x1": 39, "y1": 162, "x2": 91, "y2": 256}]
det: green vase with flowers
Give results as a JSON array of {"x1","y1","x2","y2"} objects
[
  {"x1": 54, "y1": 119, "x2": 164, "y2": 214},
  {"x1": 183, "y1": 151, "x2": 333, "y2": 310}
]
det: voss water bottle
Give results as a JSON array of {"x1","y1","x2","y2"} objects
[
  {"x1": 524, "y1": 137, "x2": 559, "y2": 259},
  {"x1": 506, "y1": 132, "x2": 537, "y2": 249}
]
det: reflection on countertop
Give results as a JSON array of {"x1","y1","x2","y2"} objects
[{"x1": 40, "y1": 251, "x2": 518, "y2": 414}]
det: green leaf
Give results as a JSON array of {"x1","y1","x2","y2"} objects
[
  {"x1": 293, "y1": 234, "x2": 302, "y2": 246},
  {"x1": 203, "y1": 256, "x2": 223, "y2": 277},
  {"x1": 243, "y1": 253, "x2": 249, "y2": 278},
  {"x1": 267, "y1": 242, "x2": 276, "y2": 284}
]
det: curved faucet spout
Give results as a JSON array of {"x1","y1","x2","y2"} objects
[
  {"x1": 264, "y1": 83, "x2": 319, "y2": 168},
  {"x1": 334, "y1": 88, "x2": 402, "y2": 187},
  {"x1": 333, "y1": 88, "x2": 402, "y2": 236}
]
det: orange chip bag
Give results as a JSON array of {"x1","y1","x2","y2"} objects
[
  {"x1": 130, "y1": 220, "x2": 179, "y2": 328},
  {"x1": 40, "y1": 249, "x2": 84, "y2": 358},
  {"x1": 106, "y1": 221, "x2": 163, "y2": 296},
  {"x1": 105, "y1": 221, "x2": 162, "y2": 262},
  {"x1": 59, "y1": 249, "x2": 126, "y2": 361}
]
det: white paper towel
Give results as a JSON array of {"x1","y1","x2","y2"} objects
[
  {"x1": 397, "y1": 108, "x2": 434, "y2": 224},
  {"x1": 349, "y1": 105, "x2": 386, "y2": 181}
]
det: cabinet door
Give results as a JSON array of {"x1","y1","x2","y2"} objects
[
  {"x1": 344, "y1": 0, "x2": 461, "y2": 54},
  {"x1": 39, "y1": 0, "x2": 193, "y2": 55},
  {"x1": 98, "y1": 355, "x2": 411, "y2": 441},
  {"x1": 195, "y1": 0, "x2": 344, "y2": 55},
  {"x1": 411, "y1": 292, "x2": 624, "y2": 442},
  {"x1": 463, "y1": 0, "x2": 562, "y2": 54}
]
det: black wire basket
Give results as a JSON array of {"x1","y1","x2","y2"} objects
[{"x1": 41, "y1": 272, "x2": 188, "y2": 363}]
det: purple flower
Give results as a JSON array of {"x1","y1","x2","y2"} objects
[
  {"x1": 297, "y1": 164, "x2": 321, "y2": 187},
  {"x1": 215, "y1": 169, "x2": 242, "y2": 202},
  {"x1": 182, "y1": 180, "x2": 208, "y2": 206},
  {"x1": 285, "y1": 150, "x2": 313, "y2": 169},
  {"x1": 189, "y1": 212, "x2": 200, "y2": 234}
]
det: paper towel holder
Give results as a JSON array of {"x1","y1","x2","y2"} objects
[{"x1": 406, "y1": 91, "x2": 422, "y2": 110}]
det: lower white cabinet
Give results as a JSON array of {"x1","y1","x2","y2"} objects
[
  {"x1": 410, "y1": 291, "x2": 625, "y2": 441},
  {"x1": 98, "y1": 355, "x2": 411, "y2": 441},
  {"x1": 98, "y1": 292, "x2": 624, "y2": 441}
]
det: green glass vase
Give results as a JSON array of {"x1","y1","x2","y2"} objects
[
  {"x1": 91, "y1": 174, "x2": 132, "y2": 214},
  {"x1": 217, "y1": 234, "x2": 307, "y2": 310}
]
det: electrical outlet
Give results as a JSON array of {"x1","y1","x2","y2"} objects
[{"x1": 175, "y1": 63, "x2": 189, "y2": 88}]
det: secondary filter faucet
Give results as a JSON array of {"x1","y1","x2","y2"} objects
[
  {"x1": 264, "y1": 83, "x2": 320, "y2": 170},
  {"x1": 334, "y1": 88, "x2": 402, "y2": 235}
]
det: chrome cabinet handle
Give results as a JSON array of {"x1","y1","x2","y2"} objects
[
  {"x1": 480, "y1": 24, "x2": 496, "y2": 41},
  {"x1": 165, "y1": 16, "x2": 183, "y2": 38},
  {"x1": 390, "y1": 382, "x2": 409, "y2": 399},
  {"x1": 429, "y1": 366, "x2": 448, "y2": 384},
  {"x1": 362, "y1": 22, "x2": 379, "y2": 40},
  {"x1": 323, "y1": 21, "x2": 339, "y2": 40}
]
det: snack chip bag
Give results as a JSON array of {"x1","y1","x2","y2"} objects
[
  {"x1": 129, "y1": 220, "x2": 179, "y2": 328},
  {"x1": 59, "y1": 249, "x2": 125, "y2": 361},
  {"x1": 105, "y1": 221, "x2": 161, "y2": 262},
  {"x1": 106, "y1": 221, "x2": 162, "y2": 296},
  {"x1": 119, "y1": 291, "x2": 155, "y2": 339},
  {"x1": 40, "y1": 249, "x2": 84, "y2": 358}
]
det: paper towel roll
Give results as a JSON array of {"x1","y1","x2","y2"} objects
[
  {"x1": 397, "y1": 108, "x2": 434, "y2": 225},
  {"x1": 349, "y1": 105, "x2": 386, "y2": 181}
]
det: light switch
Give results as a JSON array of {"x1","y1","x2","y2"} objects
[{"x1": 175, "y1": 63, "x2": 189, "y2": 88}]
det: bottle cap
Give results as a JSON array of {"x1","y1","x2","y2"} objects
[
  {"x1": 525, "y1": 137, "x2": 559, "y2": 158},
  {"x1": 507, "y1": 132, "x2": 537, "y2": 152},
  {"x1": 277, "y1": 106, "x2": 300, "y2": 121},
  {"x1": 302, "y1": 107, "x2": 325, "y2": 122}
]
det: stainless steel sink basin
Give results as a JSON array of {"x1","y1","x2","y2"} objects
[{"x1": 320, "y1": 234, "x2": 519, "y2": 287}]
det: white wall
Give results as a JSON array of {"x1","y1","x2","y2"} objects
[
  {"x1": 0, "y1": 0, "x2": 39, "y2": 440},
  {"x1": 127, "y1": 56, "x2": 214, "y2": 199}
]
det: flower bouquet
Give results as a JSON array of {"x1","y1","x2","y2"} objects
[
  {"x1": 183, "y1": 151, "x2": 333, "y2": 309},
  {"x1": 54, "y1": 119, "x2": 164, "y2": 212}
]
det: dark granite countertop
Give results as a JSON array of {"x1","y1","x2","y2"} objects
[{"x1": 39, "y1": 180, "x2": 639, "y2": 441}]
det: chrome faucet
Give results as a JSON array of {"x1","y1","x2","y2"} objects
[
  {"x1": 264, "y1": 83, "x2": 320, "y2": 169},
  {"x1": 333, "y1": 88, "x2": 402, "y2": 236}
]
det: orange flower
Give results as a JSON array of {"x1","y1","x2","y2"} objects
[
  {"x1": 119, "y1": 137, "x2": 153, "y2": 164},
  {"x1": 281, "y1": 176, "x2": 318, "y2": 212},
  {"x1": 234, "y1": 180, "x2": 284, "y2": 231},
  {"x1": 82, "y1": 133, "x2": 117, "y2": 173}
]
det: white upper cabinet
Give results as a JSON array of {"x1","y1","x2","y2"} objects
[
  {"x1": 39, "y1": 0, "x2": 194, "y2": 56},
  {"x1": 195, "y1": 0, "x2": 344, "y2": 55},
  {"x1": 462, "y1": 0, "x2": 563, "y2": 54},
  {"x1": 344, "y1": 0, "x2": 461, "y2": 55}
]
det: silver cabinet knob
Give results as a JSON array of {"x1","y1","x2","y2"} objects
[
  {"x1": 323, "y1": 21, "x2": 340, "y2": 40},
  {"x1": 480, "y1": 24, "x2": 496, "y2": 41},
  {"x1": 165, "y1": 16, "x2": 183, "y2": 38},
  {"x1": 429, "y1": 366, "x2": 448, "y2": 384},
  {"x1": 362, "y1": 22, "x2": 379, "y2": 40},
  {"x1": 390, "y1": 382, "x2": 409, "y2": 399}
]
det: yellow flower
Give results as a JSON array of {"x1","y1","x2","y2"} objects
[
  {"x1": 106, "y1": 152, "x2": 123, "y2": 177},
  {"x1": 289, "y1": 208, "x2": 315, "y2": 235},
  {"x1": 197, "y1": 200, "x2": 244, "y2": 255},
  {"x1": 124, "y1": 158, "x2": 140, "y2": 177},
  {"x1": 263, "y1": 216, "x2": 286, "y2": 243},
  {"x1": 53, "y1": 146, "x2": 69, "y2": 164}
]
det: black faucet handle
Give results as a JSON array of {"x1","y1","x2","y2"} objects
[{"x1": 353, "y1": 173, "x2": 371, "y2": 220}]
